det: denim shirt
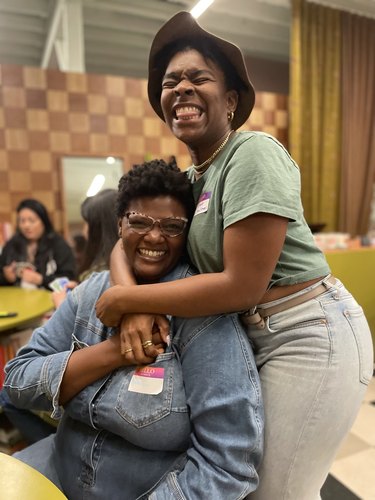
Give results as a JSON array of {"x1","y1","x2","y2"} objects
[{"x1": 4, "y1": 262, "x2": 263, "y2": 500}]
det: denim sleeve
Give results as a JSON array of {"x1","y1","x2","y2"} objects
[
  {"x1": 148, "y1": 314, "x2": 264, "y2": 500},
  {"x1": 3, "y1": 290, "x2": 79, "y2": 419}
]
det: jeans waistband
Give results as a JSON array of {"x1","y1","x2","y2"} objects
[{"x1": 241, "y1": 275, "x2": 337, "y2": 329}]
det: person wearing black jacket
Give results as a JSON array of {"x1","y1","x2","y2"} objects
[{"x1": 0, "y1": 198, "x2": 76, "y2": 289}]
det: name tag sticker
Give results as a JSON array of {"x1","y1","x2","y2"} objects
[
  {"x1": 128, "y1": 366, "x2": 164, "y2": 395},
  {"x1": 195, "y1": 191, "x2": 211, "y2": 215}
]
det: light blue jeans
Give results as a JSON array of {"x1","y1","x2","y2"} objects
[{"x1": 245, "y1": 277, "x2": 373, "y2": 500}]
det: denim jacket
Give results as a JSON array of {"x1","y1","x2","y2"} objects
[{"x1": 4, "y1": 262, "x2": 263, "y2": 500}]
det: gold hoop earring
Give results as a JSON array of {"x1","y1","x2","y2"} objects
[{"x1": 228, "y1": 111, "x2": 234, "y2": 122}]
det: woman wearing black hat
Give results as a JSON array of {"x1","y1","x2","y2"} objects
[
  {"x1": 0, "y1": 198, "x2": 76, "y2": 289},
  {"x1": 97, "y1": 12, "x2": 373, "y2": 500}
]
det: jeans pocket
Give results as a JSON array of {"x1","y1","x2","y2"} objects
[
  {"x1": 115, "y1": 352, "x2": 183, "y2": 428},
  {"x1": 344, "y1": 306, "x2": 374, "y2": 385}
]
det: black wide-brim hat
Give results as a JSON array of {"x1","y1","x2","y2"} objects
[{"x1": 148, "y1": 11, "x2": 255, "y2": 131}]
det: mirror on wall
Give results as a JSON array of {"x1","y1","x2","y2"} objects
[{"x1": 61, "y1": 156, "x2": 124, "y2": 240}]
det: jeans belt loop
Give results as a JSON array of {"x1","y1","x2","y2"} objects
[
  {"x1": 241, "y1": 275, "x2": 337, "y2": 328},
  {"x1": 241, "y1": 308, "x2": 266, "y2": 330}
]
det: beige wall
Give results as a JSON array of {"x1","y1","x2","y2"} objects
[{"x1": 0, "y1": 64, "x2": 288, "y2": 232}]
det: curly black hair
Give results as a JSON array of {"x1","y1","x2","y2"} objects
[{"x1": 116, "y1": 158, "x2": 195, "y2": 223}]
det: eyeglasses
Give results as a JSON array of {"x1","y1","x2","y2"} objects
[{"x1": 125, "y1": 211, "x2": 188, "y2": 238}]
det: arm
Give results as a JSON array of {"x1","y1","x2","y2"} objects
[
  {"x1": 110, "y1": 239, "x2": 137, "y2": 286},
  {"x1": 96, "y1": 212, "x2": 288, "y2": 321},
  {"x1": 58, "y1": 332, "x2": 129, "y2": 405},
  {"x1": 3, "y1": 279, "x2": 131, "y2": 416},
  {"x1": 0, "y1": 242, "x2": 17, "y2": 285},
  {"x1": 1, "y1": 262, "x2": 17, "y2": 285},
  {"x1": 4, "y1": 294, "x2": 79, "y2": 415},
  {"x1": 149, "y1": 314, "x2": 263, "y2": 499}
]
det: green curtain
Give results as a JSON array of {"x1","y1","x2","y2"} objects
[
  {"x1": 339, "y1": 13, "x2": 375, "y2": 236},
  {"x1": 289, "y1": 0, "x2": 341, "y2": 230}
]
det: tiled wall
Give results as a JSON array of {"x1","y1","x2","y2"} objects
[{"x1": 0, "y1": 64, "x2": 288, "y2": 232}]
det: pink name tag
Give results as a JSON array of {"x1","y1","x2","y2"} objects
[
  {"x1": 195, "y1": 191, "x2": 211, "y2": 215},
  {"x1": 128, "y1": 366, "x2": 164, "y2": 395}
]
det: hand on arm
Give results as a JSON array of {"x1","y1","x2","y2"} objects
[
  {"x1": 96, "y1": 213, "x2": 288, "y2": 319},
  {"x1": 120, "y1": 313, "x2": 170, "y2": 364}
]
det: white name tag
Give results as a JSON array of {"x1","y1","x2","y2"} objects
[{"x1": 128, "y1": 366, "x2": 164, "y2": 395}]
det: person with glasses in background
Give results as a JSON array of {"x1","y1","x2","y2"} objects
[{"x1": 3, "y1": 159, "x2": 263, "y2": 500}]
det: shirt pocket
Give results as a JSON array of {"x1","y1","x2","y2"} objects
[
  {"x1": 115, "y1": 351, "x2": 179, "y2": 427},
  {"x1": 114, "y1": 351, "x2": 189, "y2": 440}
]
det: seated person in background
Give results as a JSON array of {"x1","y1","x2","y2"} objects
[
  {"x1": 4, "y1": 159, "x2": 263, "y2": 500},
  {"x1": 79, "y1": 188, "x2": 119, "y2": 280},
  {"x1": 0, "y1": 190, "x2": 120, "y2": 443},
  {"x1": 0, "y1": 198, "x2": 76, "y2": 289},
  {"x1": 52, "y1": 188, "x2": 119, "y2": 308}
]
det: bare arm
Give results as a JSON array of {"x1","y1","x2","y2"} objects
[
  {"x1": 96, "y1": 213, "x2": 288, "y2": 321},
  {"x1": 110, "y1": 239, "x2": 136, "y2": 286}
]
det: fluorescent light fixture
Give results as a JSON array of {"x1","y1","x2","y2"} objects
[
  {"x1": 86, "y1": 174, "x2": 105, "y2": 197},
  {"x1": 190, "y1": 0, "x2": 214, "y2": 19},
  {"x1": 106, "y1": 156, "x2": 116, "y2": 165}
]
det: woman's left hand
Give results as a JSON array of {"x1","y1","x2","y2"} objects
[{"x1": 120, "y1": 313, "x2": 170, "y2": 364}]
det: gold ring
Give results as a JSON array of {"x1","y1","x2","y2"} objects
[
  {"x1": 142, "y1": 340, "x2": 154, "y2": 348},
  {"x1": 123, "y1": 348, "x2": 133, "y2": 354}
]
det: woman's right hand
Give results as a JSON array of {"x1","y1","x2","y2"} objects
[{"x1": 120, "y1": 313, "x2": 170, "y2": 364}]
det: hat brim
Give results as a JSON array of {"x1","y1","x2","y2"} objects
[{"x1": 148, "y1": 11, "x2": 255, "y2": 131}]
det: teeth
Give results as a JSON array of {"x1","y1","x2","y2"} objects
[
  {"x1": 175, "y1": 106, "x2": 201, "y2": 117},
  {"x1": 139, "y1": 249, "x2": 166, "y2": 258}
]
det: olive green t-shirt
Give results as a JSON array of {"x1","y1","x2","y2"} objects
[{"x1": 187, "y1": 131, "x2": 330, "y2": 287}]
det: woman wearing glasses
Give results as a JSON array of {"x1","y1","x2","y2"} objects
[{"x1": 4, "y1": 160, "x2": 263, "y2": 500}]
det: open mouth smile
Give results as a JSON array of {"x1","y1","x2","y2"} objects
[
  {"x1": 174, "y1": 105, "x2": 202, "y2": 121},
  {"x1": 138, "y1": 248, "x2": 167, "y2": 259}
]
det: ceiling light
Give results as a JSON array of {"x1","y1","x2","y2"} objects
[
  {"x1": 190, "y1": 0, "x2": 214, "y2": 19},
  {"x1": 86, "y1": 174, "x2": 105, "y2": 197},
  {"x1": 106, "y1": 156, "x2": 116, "y2": 165}
]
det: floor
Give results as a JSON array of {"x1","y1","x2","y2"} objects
[{"x1": 321, "y1": 374, "x2": 375, "y2": 500}]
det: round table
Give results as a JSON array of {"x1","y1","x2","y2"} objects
[
  {"x1": 0, "y1": 287, "x2": 53, "y2": 333},
  {"x1": 0, "y1": 452, "x2": 67, "y2": 499}
]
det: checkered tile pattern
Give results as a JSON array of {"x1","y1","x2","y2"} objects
[{"x1": 0, "y1": 64, "x2": 288, "y2": 232}]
